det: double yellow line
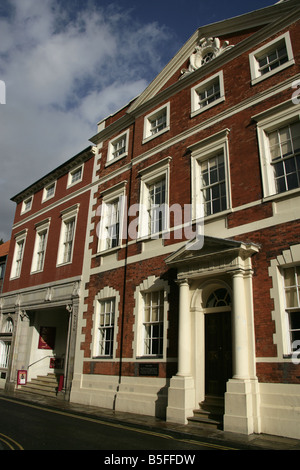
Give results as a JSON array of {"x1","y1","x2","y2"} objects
[
  {"x1": 0, "y1": 396, "x2": 237, "y2": 451},
  {"x1": 0, "y1": 432, "x2": 24, "y2": 450}
]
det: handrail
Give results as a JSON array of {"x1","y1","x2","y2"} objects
[{"x1": 27, "y1": 355, "x2": 53, "y2": 369}]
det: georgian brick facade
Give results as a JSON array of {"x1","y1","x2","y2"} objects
[
  {"x1": 1, "y1": 0, "x2": 300, "y2": 440},
  {"x1": 71, "y1": 0, "x2": 300, "y2": 438}
]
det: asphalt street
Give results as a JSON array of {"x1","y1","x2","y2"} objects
[
  {"x1": 1, "y1": 391, "x2": 300, "y2": 455},
  {"x1": 0, "y1": 395, "x2": 238, "y2": 452}
]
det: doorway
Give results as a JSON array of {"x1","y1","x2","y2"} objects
[
  {"x1": 205, "y1": 311, "x2": 232, "y2": 397},
  {"x1": 203, "y1": 287, "x2": 232, "y2": 398}
]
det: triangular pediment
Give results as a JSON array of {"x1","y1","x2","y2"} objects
[
  {"x1": 165, "y1": 236, "x2": 259, "y2": 268},
  {"x1": 128, "y1": 1, "x2": 298, "y2": 114}
]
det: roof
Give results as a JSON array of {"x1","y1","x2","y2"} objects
[
  {"x1": 11, "y1": 145, "x2": 93, "y2": 203},
  {"x1": 0, "y1": 240, "x2": 10, "y2": 258}
]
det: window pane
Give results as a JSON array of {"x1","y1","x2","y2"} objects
[
  {"x1": 284, "y1": 267, "x2": 300, "y2": 308},
  {"x1": 269, "y1": 123, "x2": 300, "y2": 194},
  {"x1": 98, "y1": 299, "x2": 115, "y2": 356},
  {"x1": 200, "y1": 153, "x2": 226, "y2": 216},
  {"x1": 143, "y1": 291, "x2": 164, "y2": 356},
  {"x1": 290, "y1": 311, "x2": 300, "y2": 348},
  {"x1": 286, "y1": 288, "x2": 298, "y2": 308},
  {"x1": 290, "y1": 311, "x2": 300, "y2": 330},
  {"x1": 284, "y1": 267, "x2": 295, "y2": 286}
]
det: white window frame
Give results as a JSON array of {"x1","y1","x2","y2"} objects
[
  {"x1": 142, "y1": 290, "x2": 165, "y2": 357},
  {"x1": 106, "y1": 129, "x2": 129, "y2": 166},
  {"x1": 0, "y1": 340, "x2": 11, "y2": 369},
  {"x1": 56, "y1": 204, "x2": 79, "y2": 266},
  {"x1": 97, "y1": 181, "x2": 127, "y2": 253},
  {"x1": 190, "y1": 129, "x2": 231, "y2": 221},
  {"x1": 255, "y1": 103, "x2": 300, "y2": 199},
  {"x1": 249, "y1": 32, "x2": 294, "y2": 85},
  {"x1": 282, "y1": 266, "x2": 300, "y2": 354},
  {"x1": 67, "y1": 164, "x2": 83, "y2": 188},
  {"x1": 92, "y1": 286, "x2": 120, "y2": 359},
  {"x1": 10, "y1": 230, "x2": 27, "y2": 279},
  {"x1": 42, "y1": 182, "x2": 56, "y2": 202},
  {"x1": 143, "y1": 102, "x2": 170, "y2": 144},
  {"x1": 31, "y1": 219, "x2": 50, "y2": 273},
  {"x1": 133, "y1": 276, "x2": 169, "y2": 360},
  {"x1": 269, "y1": 244, "x2": 300, "y2": 359},
  {"x1": 21, "y1": 196, "x2": 33, "y2": 214},
  {"x1": 138, "y1": 157, "x2": 171, "y2": 240},
  {"x1": 191, "y1": 71, "x2": 225, "y2": 117}
]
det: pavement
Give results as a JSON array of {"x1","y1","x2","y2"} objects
[{"x1": 1, "y1": 388, "x2": 300, "y2": 450}]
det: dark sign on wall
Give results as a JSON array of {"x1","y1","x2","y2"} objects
[
  {"x1": 138, "y1": 363, "x2": 159, "y2": 377},
  {"x1": 38, "y1": 326, "x2": 56, "y2": 350}
]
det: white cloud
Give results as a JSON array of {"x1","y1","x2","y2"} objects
[{"x1": 0, "y1": 0, "x2": 174, "y2": 241}]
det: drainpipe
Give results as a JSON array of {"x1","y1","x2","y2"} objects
[{"x1": 113, "y1": 120, "x2": 135, "y2": 410}]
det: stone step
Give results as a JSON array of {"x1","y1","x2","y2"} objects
[
  {"x1": 187, "y1": 396, "x2": 224, "y2": 430},
  {"x1": 18, "y1": 373, "x2": 62, "y2": 398},
  {"x1": 187, "y1": 414, "x2": 223, "y2": 429}
]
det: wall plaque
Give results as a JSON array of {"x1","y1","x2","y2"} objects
[{"x1": 138, "y1": 363, "x2": 159, "y2": 377}]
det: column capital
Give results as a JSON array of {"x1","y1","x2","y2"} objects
[{"x1": 175, "y1": 278, "x2": 190, "y2": 287}]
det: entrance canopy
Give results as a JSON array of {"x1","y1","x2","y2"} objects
[{"x1": 165, "y1": 235, "x2": 259, "y2": 279}]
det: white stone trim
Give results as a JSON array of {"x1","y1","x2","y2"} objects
[
  {"x1": 91, "y1": 286, "x2": 120, "y2": 360},
  {"x1": 268, "y1": 242, "x2": 300, "y2": 358},
  {"x1": 133, "y1": 275, "x2": 169, "y2": 360},
  {"x1": 249, "y1": 31, "x2": 295, "y2": 85}
]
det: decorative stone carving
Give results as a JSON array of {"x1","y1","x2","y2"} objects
[
  {"x1": 181, "y1": 37, "x2": 234, "y2": 77},
  {"x1": 45, "y1": 287, "x2": 53, "y2": 301}
]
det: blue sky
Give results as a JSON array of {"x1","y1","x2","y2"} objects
[{"x1": 0, "y1": 0, "x2": 278, "y2": 240}]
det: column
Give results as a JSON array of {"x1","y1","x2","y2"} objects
[
  {"x1": 231, "y1": 270, "x2": 250, "y2": 380},
  {"x1": 166, "y1": 278, "x2": 195, "y2": 424},
  {"x1": 224, "y1": 268, "x2": 259, "y2": 435},
  {"x1": 177, "y1": 279, "x2": 192, "y2": 377}
]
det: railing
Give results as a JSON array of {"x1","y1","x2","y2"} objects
[{"x1": 27, "y1": 355, "x2": 53, "y2": 370}]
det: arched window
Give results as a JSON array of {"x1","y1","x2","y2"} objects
[
  {"x1": 0, "y1": 341, "x2": 11, "y2": 369},
  {"x1": 206, "y1": 288, "x2": 231, "y2": 308}
]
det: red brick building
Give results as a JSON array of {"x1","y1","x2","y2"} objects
[
  {"x1": 1, "y1": 0, "x2": 300, "y2": 440},
  {"x1": 0, "y1": 146, "x2": 95, "y2": 397},
  {"x1": 69, "y1": 0, "x2": 300, "y2": 439}
]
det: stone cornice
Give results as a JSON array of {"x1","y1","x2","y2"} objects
[{"x1": 89, "y1": 1, "x2": 300, "y2": 147}]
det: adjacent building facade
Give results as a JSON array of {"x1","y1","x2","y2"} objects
[
  {"x1": 1, "y1": 0, "x2": 300, "y2": 440},
  {"x1": 0, "y1": 147, "x2": 95, "y2": 397}
]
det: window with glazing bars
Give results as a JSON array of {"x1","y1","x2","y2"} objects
[
  {"x1": 258, "y1": 44, "x2": 288, "y2": 76},
  {"x1": 197, "y1": 79, "x2": 220, "y2": 109},
  {"x1": 268, "y1": 122, "x2": 300, "y2": 194},
  {"x1": 143, "y1": 291, "x2": 164, "y2": 356},
  {"x1": 0, "y1": 341, "x2": 11, "y2": 369},
  {"x1": 283, "y1": 266, "x2": 300, "y2": 352},
  {"x1": 45, "y1": 183, "x2": 55, "y2": 199},
  {"x1": 36, "y1": 230, "x2": 47, "y2": 271},
  {"x1": 15, "y1": 240, "x2": 24, "y2": 277},
  {"x1": 147, "y1": 179, "x2": 166, "y2": 234},
  {"x1": 105, "y1": 200, "x2": 120, "y2": 249},
  {"x1": 63, "y1": 218, "x2": 75, "y2": 263},
  {"x1": 200, "y1": 153, "x2": 227, "y2": 216},
  {"x1": 97, "y1": 299, "x2": 115, "y2": 357},
  {"x1": 112, "y1": 136, "x2": 126, "y2": 159},
  {"x1": 150, "y1": 111, "x2": 166, "y2": 135},
  {"x1": 71, "y1": 167, "x2": 82, "y2": 184}
]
